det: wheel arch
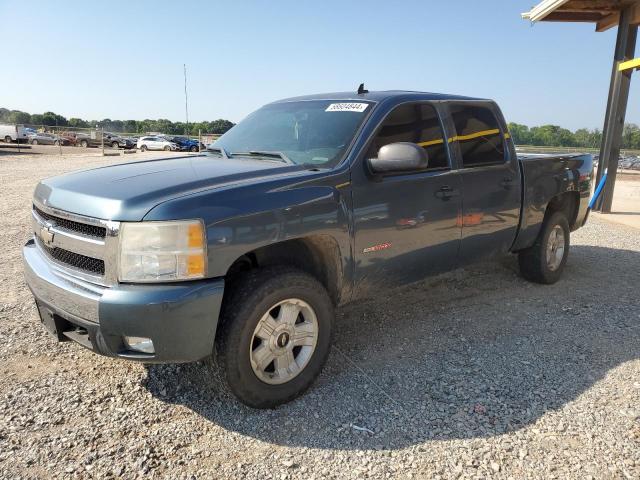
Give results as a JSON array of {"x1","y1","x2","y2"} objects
[
  {"x1": 545, "y1": 191, "x2": 580, "y2": 231},
  {"x1": 224, "y1": 234, "x2": 345, "y2": 306}
]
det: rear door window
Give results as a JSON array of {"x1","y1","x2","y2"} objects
[{"x1": 449, "y1": 104, "x2": 505, "y2": 168}]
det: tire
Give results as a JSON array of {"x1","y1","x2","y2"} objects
[
  {"x1": 54, "y1": 140, "x2": 60, "y2": 146},
  {"x1": 216, "y1": 266, "x2": 334, "y2": 408},
  {"x1": 163, "y1": 145, "x2": 170, "y2": 151},
  {"x1": 518, "y1": 211, "x2": 570, "y2": 284},
  {"x1": 140, "y1": 145, "x2": 147, "y2": 152},
  {"x1": 31, "y1": 139, "x2": 38, "y2": 145},
  {"x1": 111, "y1": 141, "x2": 119, "y2": 148},
  {"x1": 4, "y1": 136, "x2": 11, "y2": 143},
  {"x1": 80, "y1": 140, "x2": 88, "y2": 148},
  {"x1": 190, "y1": 145, "x2": 197, "y2": 152}
]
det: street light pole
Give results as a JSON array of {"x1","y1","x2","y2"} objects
[{"x1": 184, "y1": 64, "x2": 189, "y2": 136}]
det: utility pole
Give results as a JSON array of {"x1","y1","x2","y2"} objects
[{"x1": 184, "y1": 64, "x2": 189, "y2": 136}]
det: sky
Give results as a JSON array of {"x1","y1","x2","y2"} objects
[{"x1": 1, "y1": 0, "x2": 638, "y2": 131}]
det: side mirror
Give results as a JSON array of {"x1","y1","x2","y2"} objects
[{"x1": 368, "y1": 142, "x2": 428, "y2": 175}]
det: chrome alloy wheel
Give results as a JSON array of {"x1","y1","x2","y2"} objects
[
  {"x1": 249, "y1": 298, "x2": 319, "y2": 385},
  {"x1": 546, "y1": 225, "x2": 565, "y2": 272}
]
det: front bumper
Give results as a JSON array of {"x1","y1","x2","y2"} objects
[{"x1": 23, "y1": 239, "x2": 225, "y2": 363}]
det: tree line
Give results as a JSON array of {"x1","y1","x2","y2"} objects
[
  {"x1": 0, "y1": 108, "x2": 235, "y2": 136},
  {"x1": 2, "y1": 107, "x2": 640, "y2": 149},
  {"x1": 507, "y1": 122, "x2": 640, "y2": 150}
]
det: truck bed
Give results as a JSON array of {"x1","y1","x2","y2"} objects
[{"x1": 512, "y1": 152, "x2": 593, "y2": 251}]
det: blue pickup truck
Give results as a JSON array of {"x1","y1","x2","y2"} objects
[{"x1": 23, "y1": 89, "x2": 592, "y2": 407}]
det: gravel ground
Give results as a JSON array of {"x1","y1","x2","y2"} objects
[{"x1": 1, "y1": 153, "x2": 639, "y2": 479}]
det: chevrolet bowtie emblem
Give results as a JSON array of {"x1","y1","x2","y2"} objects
[{"x1": 40, "y1": 225, "x2": 55, "y2": 246}]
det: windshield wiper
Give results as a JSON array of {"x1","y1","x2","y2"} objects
[
  {"x1": 231, "y1": 150, "x2": 294, "y2": 165},
  {"x1": 207, "y1": 146, "x2": 231, "y2": 158}
]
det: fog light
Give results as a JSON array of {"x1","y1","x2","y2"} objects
[{"x1": 123, "y1": 336, "x2": 155, "y2": 354}]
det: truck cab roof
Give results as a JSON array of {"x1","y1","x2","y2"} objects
[{"x1": 273, "y1": 90, "x2": 488, "y2": 104}]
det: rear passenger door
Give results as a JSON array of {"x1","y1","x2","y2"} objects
[{"x1": 445, "y1": 102, "x2": 521, "y2": 263}]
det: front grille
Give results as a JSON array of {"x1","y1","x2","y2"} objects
[
  {"x1": 34, "y1": 205, "x2": 106, "y2": 239},
  {"x1": 41, "y1": 242, "x2": 105, "y2": 276}
]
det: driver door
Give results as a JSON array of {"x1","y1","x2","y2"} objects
[{"x1": 351, "y1": 102, "x2": 462, "y2": 296}]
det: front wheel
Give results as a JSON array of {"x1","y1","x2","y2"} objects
[
  {"x1": 190, "y1": 145, "x2": 198, "y2": 152},
  {"x1": 140, "y1": 145, "x2": 147, "y2": 152},
  {"x1": 4, "y1": 135, "x2": 12, "y2": 143},
  {"x1": 111, "y1": 141, "x2": 119, "y2": 148},
  {"x1": 518, "y1": 211, "x2": 570, "y2": 284},
  {"x1": 216, "y1": 267, "x2": 334, "y2": 408},
  {"x1": 80, "y1": 139, "x2": 89, "y2": 148},
  {"x1": 31, "y1": 139, "x2": 38, "y2": 145}
]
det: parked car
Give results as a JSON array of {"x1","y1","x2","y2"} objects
[
  {"x1": 75, "y1": 132, "x2": 133, "y2": 149},
  {"x1": 23, "y1": 90, "x2": 593, "y2": 408},
  {"x1": 27, "y1": 132, "x2": 70, "y2": 146},
  {"x1": 58, "y1": 132, "x2": 80, "y2": 146},
  {"x1": 136, "y1": 136, "x2": 179, "y2": 151},
  {"x1": 115, "y1": 137, "x2": 136, "y2": 149},
  {"x1": 164, "y1": 136, "x2": 203, "y2": 152},
  {"x1": 0, "y1": 123, "x2": 29, "y2": 143}
]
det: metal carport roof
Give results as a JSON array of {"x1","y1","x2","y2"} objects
[{"x1": 522, "y1": 0, "x2": 640, "y2": 31}]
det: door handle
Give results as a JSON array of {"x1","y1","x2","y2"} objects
[{"x1": 435, "y1": 185, "x2": 459, "y2": 200}]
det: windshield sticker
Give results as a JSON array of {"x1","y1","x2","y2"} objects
[{"x1": 325, "y1": 103, "x2": 369, "y2": 113}]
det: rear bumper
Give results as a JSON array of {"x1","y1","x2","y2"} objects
[{"x1": 23, "y1": 239, "x2": 225, "y2": 363}]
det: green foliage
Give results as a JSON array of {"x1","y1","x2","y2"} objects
[
  {"x1": 68, "y1": 118, "x2": 90, "y2": 128},
  {"x1": 508, "y1": 122, "x2": 640, "y2": 150},
  {"x1": 506, "y1": 123, "x2": 531, "y2": 145},
  {"x1": 41, "y1": 111, "x2": 68, "y2": 127},
  {"x1": 0, "y1": 108, "x2": 235, "y2": 136}
]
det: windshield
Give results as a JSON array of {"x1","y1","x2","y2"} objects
[{"x1": 210, "y1": 100, "x2": 373, "y2": 167}]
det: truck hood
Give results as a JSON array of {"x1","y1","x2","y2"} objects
[{"x1": 34, "y1": 155, "x2": 300, "y2": 221}]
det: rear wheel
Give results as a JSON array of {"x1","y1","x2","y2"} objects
[
  {"x1": 216, "y1": 267, "x2": 334, "y2": 408},
  {"x1": 31, "y1": 139, "x2": 38, "y2": 145},
  {"x1": 4, "y1": 135, "x2": 11, "y2": 143},
  {"x1": 518, "y1": 211, "x2": 570, "y2": 284},
  {"x1": 111, "y1": 141, "x2": 119, "y2": 148},
  {"x1": 163, "y1": 145, "x2": 170, "y2": 151},
  {"x1": 54, "y1": 140, "x2": 60, "y2": 146},
  {"x1": 190, "y1": 145, "x2": 198, "y2": 152}
]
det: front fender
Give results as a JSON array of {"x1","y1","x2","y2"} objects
[{"x1": 143, "y1": 173, "x2": 353, "y2": 279}]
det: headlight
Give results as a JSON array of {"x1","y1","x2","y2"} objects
[{"x1": 119, "y1": 220, "x2": 206, "y2": 282}]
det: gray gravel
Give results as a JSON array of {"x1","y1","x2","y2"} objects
[{"x1": 1, "y1": 153, "x2": 639, "y2": 479}]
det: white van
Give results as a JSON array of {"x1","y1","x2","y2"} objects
[{"x1": 0, "y1": 124, "x2": 29, "y2": 143}]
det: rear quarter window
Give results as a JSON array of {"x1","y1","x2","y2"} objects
[{"x1": 449, "y1": 104, "x2": 505, "y2": 168}]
